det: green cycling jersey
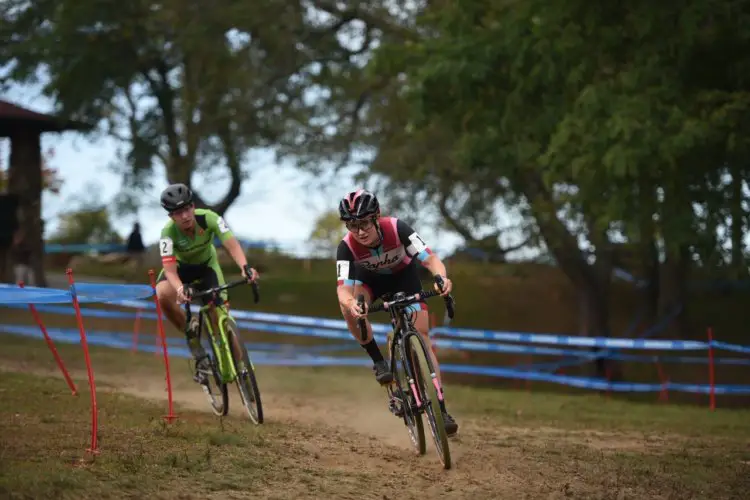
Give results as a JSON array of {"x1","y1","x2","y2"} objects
[{"x1": 159, "y1": 208, "x2": 234, "y2": 265}]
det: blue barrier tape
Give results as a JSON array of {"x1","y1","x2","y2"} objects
[
  {"x1": 113, "y1": 298, "x2": 396, "y2": 334},
  {"x1": 438, "y1": 363, "x2": 750, "y2": 395},
  {"x1": 0, "y1": 289, "x2": 72, "y2": 304},
  {"x1": 0, "y1": 324, "x2": 358, "y2": 356},
  {"x1": 62, "y1": 297, "x2": 750, "y2": 353},
  {"x1": 2, "y1": 303, "x2": 750, "y2": 363},
  {"x1": 43, "y1": 239, "x2": 275, "y2": 254},
  {"x1": 1, "y1": 283, "x2": 749, "y2": 355},
  {"x1": 522, "y1": 351, "x2": 750, "y2": 368},
  {"x1": 0, "y1": 283, "x2": 154, "y2": 305},
  {"x1": 7, "y1": 303, "x2": 749, "y2": 365},
  {"x1": 236, "y1": 319, "x2": 389, "y2": 345},
  {"x1": 430, "y1": 326, "x2": 713, "y2": 351},
  {"x1": 0, "y1": 324, "x2": 356, "y2": 364},
  {"x1": 537, "y1": 303, "x2": 683, "y2": 374},
  {"x1": 3, "y1": 324, "x2": 750, "y2": 395},
  {"x1": 711, "y1": 341, "x2": 750, "y2": 355}
]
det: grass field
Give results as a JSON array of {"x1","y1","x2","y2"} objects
[{"x1": 1, "y1": 333, "x2": 749, "y2": 499}]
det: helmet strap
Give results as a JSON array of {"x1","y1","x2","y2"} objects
[{"x1": 374, "y1": 217, "x2": 383, "y2": 244}]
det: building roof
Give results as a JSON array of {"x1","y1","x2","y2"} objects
[{"x1": 0, "y1": 99, "x2": 93, "y2": 136}]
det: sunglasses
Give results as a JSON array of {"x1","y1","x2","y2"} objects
[{"x1": 345, "y1": 219, "x2": 375, "y2": 232}]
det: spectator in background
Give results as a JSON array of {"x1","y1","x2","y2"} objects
[
  {"x1": 11, "y1": 228, "x2": 34, "y2": 286},
  {"x1": 126, "y1": 222, "x2": 146, "y2": 269}
]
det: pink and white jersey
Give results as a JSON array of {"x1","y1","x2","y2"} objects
[{"x1": 336, "y1": 217, "x2": 433, "y2": 286}]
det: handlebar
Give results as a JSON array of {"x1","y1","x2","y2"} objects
[
  {"x1": 354, "y1": 275, "x2": 456, "y2": 341},
  {"x1": 183, "y1": 276, "x2": 260, "y2": 321},
  {"x1": 368, "y1": 289, "x2": 441, "y2": 313}
]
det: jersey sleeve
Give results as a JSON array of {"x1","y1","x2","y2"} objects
[
  {"x1": 159, "y1": 226, "x2": 177, "y2": 265},
  {"x1": 205, "y1": 210, "x2": 235, "y2": 243},
  {"x1": 336, "y1": 241, "x2": 358, "y2": 287},
  {"x1": 396, "y1": 219, "x2": 434, "y2": 263}
]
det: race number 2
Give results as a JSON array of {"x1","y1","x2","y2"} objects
[{"x1": 159, "y1": 237, "x2": 174, "y2": 257}]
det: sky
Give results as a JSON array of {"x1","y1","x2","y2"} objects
[{"x1": 1, "y1": 83, "x2": 465, "y2": 258}]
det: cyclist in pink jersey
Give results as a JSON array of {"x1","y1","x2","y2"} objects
[{"x1": 335, "y1": 189, "x2": 458, "y2": 436}]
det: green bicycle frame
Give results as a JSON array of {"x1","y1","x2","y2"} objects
[
  {"x1": 198, "y1": 302, "x2": 240, "y2": 384},
  {"x1": 184, "y1": 276, "x2": 260, "y2": 386}
]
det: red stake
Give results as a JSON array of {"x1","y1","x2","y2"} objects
[
  {"x1": 149, "y1": 270, "x2": 178, "y2": 423},
  {"x1": 66, "y1": 269, "x2": 99, "y2": 454}
]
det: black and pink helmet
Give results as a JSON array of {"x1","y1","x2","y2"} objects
[{"x1": 338, "y1": 189, "x2": 380, "y2": 221}]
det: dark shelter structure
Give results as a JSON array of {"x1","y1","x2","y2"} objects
[{"x1": 0, "y1": 99, "x2": 91, "y2": 286}]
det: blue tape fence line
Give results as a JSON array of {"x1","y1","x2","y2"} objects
[
  {"x1": 2, "y1": 322, "x2": 750, "y2": 395},
  {"x1": 7, "y1": 301, "x2": 750, "y2": 365},
  {"x1": 0, "y1": 283, "x2": 154, "y2": 305},
  {"x1": 1, "y1": 283, "x2": 749, "y2": 395},
  {"x1": 44, "y1": 239, "x2": 275, "y2": 255},
  {"x1": 5, "y1": 299, "x2": 750, "y2": 356}
]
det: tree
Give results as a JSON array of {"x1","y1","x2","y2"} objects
[
  {"x1": 279, "y1": 0, "x2": 750, "y2": 379},
  {"x1": 50, "y1": 208, "x2": 121, "y2": 246},
  {"x1": 309, "y1": 210, "x2": 346, "y2": 258},
  {"x1": 49, "y1": 181, "x2": 121, "y2": 245},
  {"x1": 371, "y1": 1, "x2": 750, "y2": 345},
  {"x1": 0, "y1": 0, "x2": 392, "y2": 215}
]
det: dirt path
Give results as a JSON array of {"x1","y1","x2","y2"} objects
[{"x1": 2, "y1": 357, "x2": 697, "y2": 500}]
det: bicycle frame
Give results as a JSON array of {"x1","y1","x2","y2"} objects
[
  {"x1": 381, "y1": 292, "x2": 442, "y2": 412},
  {"x1": 194, "y1": 301, "x2": 236, "y2": 383},
  {"x1": 184, "y1": 278, "x2": 259, "y2": 384},
  {"x1": 358, "y1": 277, "x2": 455, "y2": 413}
]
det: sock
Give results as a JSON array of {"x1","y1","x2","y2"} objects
[
  {"x1": 439, "y1": 399, "x2": 447, "y2": 413},
  {"x1": 361, "y1": 339, "x2": 384, "y2": 364}
]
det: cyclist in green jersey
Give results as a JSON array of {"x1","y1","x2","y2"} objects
[{"x1": 155, "y1": 183, "x2": 259, "y2": 384}]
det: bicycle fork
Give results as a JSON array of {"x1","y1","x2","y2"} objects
[{"x1": 408, "y1": 334, "x2": 445, "y2": 409}]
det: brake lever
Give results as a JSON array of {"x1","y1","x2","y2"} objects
[
  {"x1": 356, "y1": 294, "x2": 368, "y2": 342},
  {"x1": 433, "y1": 275, "x2": 455, "y2": 320}
]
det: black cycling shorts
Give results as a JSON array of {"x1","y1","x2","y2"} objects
[
  {"x1": 355, "y1": 262, "x2": 427, "y2": 311},
  {"x1": 157, "y1": 261, "x2": 227, "y2": 305}
]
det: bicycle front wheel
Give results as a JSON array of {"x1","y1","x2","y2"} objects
[
  {"x1": 202, "y1": 338, "x2": 229, "y2": 416},
  {"x1": 391, "y1": 334, "x2": 426, "y2": 455},
  {"x1": 226, "y1": 319, "x2": 264, "y2": 424},
  {"x1": 407, "y1": 332, "x2": 451, "y2": 469}
]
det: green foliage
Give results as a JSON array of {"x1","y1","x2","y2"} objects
[
  {"x1": 353, "y1": 1, "x2": 750, "y2": 268},
  {"x1": 308, "y1": 210, "x2": 346, "y2": 258},
  {"x1": 0, "y1": 0, "x2": 383, "y2": 215},
  {"x1": 48, "y1": 182, "x2": 121, "y2": 245}
]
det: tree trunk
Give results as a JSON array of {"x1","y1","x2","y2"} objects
[
  {"x1": 8, "y1": 129, "x2": 47, "y2": 287},
  {"x1": 658, "y1": 245, "x2": 690, "y2": 338},
  {"x1": 642, "y1": 240, "x2": 660, "y2": 325},
  {"x1": 520, "y1": 170, "x2": 617, "y2": 379},
  {"x1": 0, "y1": 246, "x2": 9, "y2": 283},
  {"x1": 637, "y1": 179, "x2": 660, "y2": 325},
  {"x1": 0, "y1": 193, "x2": 19, "y2": 283}
]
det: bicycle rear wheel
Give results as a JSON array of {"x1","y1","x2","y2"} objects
[
  {"x1": 226, "y1": 319, "x2": 264, "y2": 424},
  {"x1": 391, "y1": 335, "x2": 425, "y2": 454},
  {"x1": 201, "y1": 338, "x2": 229, "y2": 416},
  {"x1": 407, "y1": 332, "x2": 451, "y2": 469}
]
